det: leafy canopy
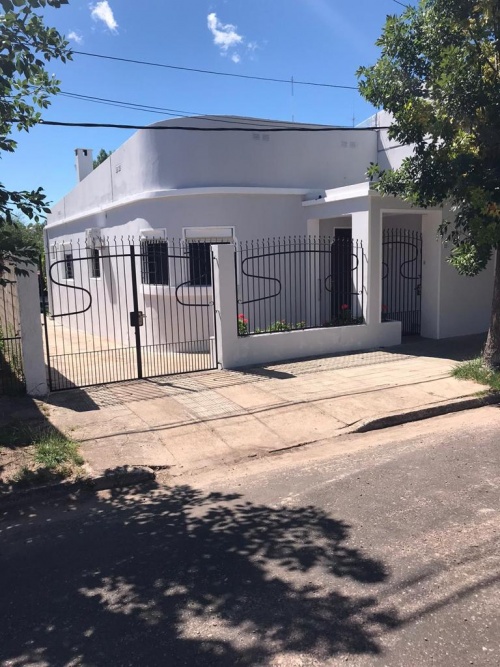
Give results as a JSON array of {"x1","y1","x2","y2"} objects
[
  {"x1": 0, "y1": 0, "x2": 70, "y2": 280},
  {"x1": 93, "y1": 148, "x2": 113, "y2": 169},
  {"x1": 357, "y1": 0, "x2": 500, "y2": 277}
]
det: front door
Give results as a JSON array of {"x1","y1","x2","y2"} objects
[{"x1": 331, "y1": 228, "x2": 352, "y2": 318}]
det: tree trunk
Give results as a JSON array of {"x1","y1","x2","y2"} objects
[{"x1": 483, "y1": 252, "x2": 500, "y2": 369}]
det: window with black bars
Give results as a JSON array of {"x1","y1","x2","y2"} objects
[
  {"x1": 64, "y1": 252, "x2": 74, "y2": 280},
  {"x1": 188, "y1": 240, "x2": 230, "y2": 286},
  {"x1": 90, "y1": 248, "x2": 101, "y2": 278},
  {"x1": 141, "y1": 241, "x2": 169, "y2": 285}
]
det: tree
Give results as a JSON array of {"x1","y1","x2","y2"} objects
[
  {"x1": 0, "y1": 0, "x2": 71, "y2": 283},
  {"x1": 93, "y1": 148, "x2": 113, "y2": 169},
  {"x1": 357, "y1": 0, "x2": 500, "y2": 367}
]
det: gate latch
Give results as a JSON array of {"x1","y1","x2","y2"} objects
[{"x1": 130, "y1": 311, "x2": 145, "y2": 327}]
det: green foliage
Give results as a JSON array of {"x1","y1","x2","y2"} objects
[
  {"x1": 452, "y1": 357, "x2": 500, "y2": 392},
  {"x1": 2, "y1": 421, "x2": 84, "y2": 488},
  {"x1": 34, "y1": 434, "x2": 83, "y2": 470},
  {"x1": 93, "y1": 148, "x2": 113, "y2": 169},
  {"x1": 254, "y1": 320, "x2": 307, "y2": 334},
  {"x1": 357, "y1": 0, "x2": 500, "y2": 277},
  {"x1": 0, "y1": 217, "x2": 45, "y2": 283},
  {"x1": 0, "y1": 0, "x2": 71, "y2": 276},
  {"x1": 237, "y1": 313, "x2": 249, "y2": 335}
]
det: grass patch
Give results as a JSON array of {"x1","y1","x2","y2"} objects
[
  {"x1": 0, "y1": 422, "x2": 85, "y2": 491},
  {"x1": 452, "y1": 357, "x2": 500, "y2": 392}
]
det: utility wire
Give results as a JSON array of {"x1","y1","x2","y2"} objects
[
  {"x1": 59, "y1": 91, "x2": 315, "y2": 128},
  {"x1": 35, "y1": 119, "x2": 388, "y2": 131},
  {"x1": 72, "y1": 50, "x2": 358, "y2": 91}
]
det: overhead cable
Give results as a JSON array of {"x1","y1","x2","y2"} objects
[{"x1": 72, "y1": 50, "x2": 358, "y2": 91}]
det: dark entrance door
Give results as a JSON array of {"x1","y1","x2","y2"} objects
[
  {"x1": 331, "y1": 228, "x2": 353, "y2": 318},
  {"x1": 382, "y1": 228, "x2": 422, "y2": 335}
]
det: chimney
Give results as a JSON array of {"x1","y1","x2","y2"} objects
[{"x1": 75, "y1": 148, "x2": 94, "y2": 182}]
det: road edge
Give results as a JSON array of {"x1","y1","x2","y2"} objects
[
  {"x1": 0, "y1": 466, "x2": 156, "y2": 509},
  {"x1": 352, "y1": 392, "x2": 500, "y2": 433}
]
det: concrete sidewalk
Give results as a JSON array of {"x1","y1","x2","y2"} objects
[{"x1": 38, "y1": 334, "x2": 488, "y2": 477}]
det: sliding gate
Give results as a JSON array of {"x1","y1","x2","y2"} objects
[{"x1": 43, "y1": 238, "x2": 218, "y2": 391}]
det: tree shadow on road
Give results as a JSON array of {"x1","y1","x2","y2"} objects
[{"x1": 0, "y1": 483, "x2": 399, "y2": 666}]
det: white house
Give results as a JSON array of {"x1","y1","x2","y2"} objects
[{"x1": 44, "y1": 114, "x2": 494, "y2": 390}]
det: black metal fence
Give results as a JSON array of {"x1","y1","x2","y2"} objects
[
  {"x1": 0, "y1": 279, "x2": 25, "y2": 395},
  {"x1": 43, "y1": 237, "x2": 219, "y2": 390},
  {"x1": 382, "y1": 228, "x2": 422, "y2": 335},
  {"x1": 235, "y1": 236, "x2": 365, "y2": 336}
]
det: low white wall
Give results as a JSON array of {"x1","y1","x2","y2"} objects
[
  {"x1": 225, "y1": 322, "x2": 401, "y2": 368},
  {"x1": 213, "y1": 244, "x2": 401, "y2": 370}
]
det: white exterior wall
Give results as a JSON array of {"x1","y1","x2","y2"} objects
[
  {"x1": 48, "y1": 192, "x2": 306, "y2": 242},
  {"x1": 46, "y1": 193, "x2": 308, "y2": 349},
  {"x1": 48, "y1": 116, "x2": 377, "y2": 226},
  {"x1": 358, "y1": 110, "x2": 413, "y2": 172},
  {"x1": 438, "y1": 248, "x2": 494, "y2": 338}
]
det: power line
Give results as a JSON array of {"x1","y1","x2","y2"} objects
[
  {"x1": 72, "y1": 50, "x2": 358, "y2": 91},
  {"x1": 36, "y1": 119, "x2": 387, "y2": 131},
  {"x1": 59, "y1": 91, "x2": 312, "y2": 128}
]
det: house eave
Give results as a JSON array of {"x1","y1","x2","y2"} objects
[
  {"x1": 302, "y1": 182, "x2": 379, "y2": 207},
  {"x1": 47, "y1": 186, "x2": 320, "y2": 229}
]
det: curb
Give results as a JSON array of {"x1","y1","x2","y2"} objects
[
  {"x1": 352, "y1": 392, "x2": 500, "y2": 433},
  {"x1": 0, "y1": 466, "x2": 156, "y2": 510}
]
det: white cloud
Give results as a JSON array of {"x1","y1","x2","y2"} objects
[
  {"x1": 207, "y1": 12, "x2": 243, "y2": 59},
  {"x1": 68, "y1": 30, "x2": 83, "y2": 45},
  {"x1": 90, "y1": 1, "x2": 118, "y2": 33},
  {"x1": 231, "y1": 53, "x2": 241, "y2": 64}
]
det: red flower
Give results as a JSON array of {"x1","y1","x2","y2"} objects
[
  {"x1": 341, "y1": 304, "x2": 349, "y2": 311},
  {"x1": 238, "y1": 314, "x2": 245, "y2": 319}
]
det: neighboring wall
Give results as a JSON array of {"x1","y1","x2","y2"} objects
[
  {"x1": 0, "y1": 277, "x2": 23, "y2": 394},
  {"x1": 358, "y1": 110, "x2": 413, "y2": 172},
  {"x1": 0, "y1": 277, "x2": 20, "y2": 337},
  {"x1": 438, "y1": 250, "x2": 494, "y2": 338}
]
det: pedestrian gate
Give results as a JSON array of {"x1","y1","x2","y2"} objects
[
  {"x1": 382, "y1": 229, "x2": 422, "y2": 336},
  {"x1": 42, "y1": 238, "x2": 219, "y2": 391}
]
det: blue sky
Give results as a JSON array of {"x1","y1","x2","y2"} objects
[{"x1": 4, "y1": 0, "x2": 406, "y2": 209}]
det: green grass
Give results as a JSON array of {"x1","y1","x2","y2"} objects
[
  {"x1": 452, "y1": 357, "x2": 500, "y2": 392},
  {"x1": 1, "y1": 422, "x2": 84, "y2": 489},
  {"x1": 34, "y1": 433, "x2": 83, "y2": 470}
]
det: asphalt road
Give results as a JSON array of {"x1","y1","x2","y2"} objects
[{"x1": 1, "y1": 407, "x2": 499, "y2": 666}]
